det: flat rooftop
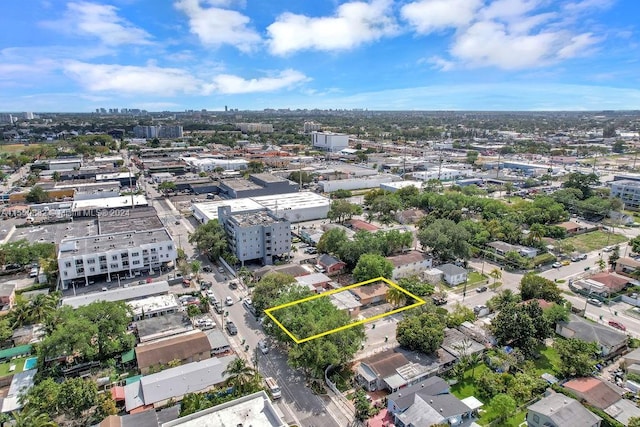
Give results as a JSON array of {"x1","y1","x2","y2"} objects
[
  {"x1": 136, "y1": 312, "x2": 193, "y2": 342},
  {"x1": 98, "y1": 207, "x2": 163, "y2": 234},
  {"x1": 612, "y1": 179, "x2": 640, "y2": 188},
  {"x1": 72, "y1": 195, "x2": 148, "y2": 211},
  {"x1": 251, "y1": 173, "x2": 287, "y2": 183},
  {"x1": 163, "y1": 391, "x2": 287, "y2": 427},
  {"x1": 192, "y1": 199, "x2": 264, "y2": 221},
  {"x1": 221, "y1": 178, "x2": 262, "y2": 191},
  {"x1": 127, "y1": 294, "x2": 179, "y2": 317},
  {"x1": 231, "y1": 211, "x2": 282, "y2": 227},
  {"x1": 251, "y1": 192, "x2": 330, "y2": 212},
  {"x1": 59, "y1": 228, "x2": 172, "y2": 257},
  {"x1": 61, "y1": 281, "x2": 170, "y2": 309}
]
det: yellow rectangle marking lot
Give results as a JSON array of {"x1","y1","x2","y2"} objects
[{"x1": 264, "y1": 276, "x2": 426, "y2": 344}]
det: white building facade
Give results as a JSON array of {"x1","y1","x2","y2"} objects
[
  {"x1": 58, "y1": 229, "x2": 176, "y2": 289},
  {"x1": 312, "y1": 132, "x2": 349, "y2": 152}
]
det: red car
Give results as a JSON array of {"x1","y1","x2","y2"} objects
[{"x1": 608, "y1": 320, "x2": 626, "y2": 331}]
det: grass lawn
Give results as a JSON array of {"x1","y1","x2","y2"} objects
[
  {"x1": 560, "y1": 230, "x2": 627, "y2": 253},
  {"x1": 532, "y1": 345, "x2": 561, "y2": 376},
  {"x1": 477, "y1": 405, "x2": 527, "y2": 426},
  {"x1": 467, "y1": 272, "x2": 488, "y2": 286},
  {"x1": 450, "y1": 363, "x2": 490, "y2": 399},
  {"x1": 0, "y1": 357, "x2": 28, "y2": 377},
  {"x1": 0, "y1": 144, "x2": 40, "y2": 154}
]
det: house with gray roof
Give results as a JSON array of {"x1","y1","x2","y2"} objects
[
  {"x1": 556, "y1": 314, "x2": 628, "y2": 359},
  {"x1": 387, "y1": 376, "x2": 475, "y2": 427},
  {"x1": 434, "y1": 263, "x2": 467, "y2": 286},
  {"x1": 527, "y1": 392, "x2": 601, "y2": 427},
  {"x1": 124, "y1": 355, "x2": 234, "y2": 412}
]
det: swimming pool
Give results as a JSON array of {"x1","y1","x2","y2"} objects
[{"x1": 23, "y1": 357, "x2": 37, "y2": 370}]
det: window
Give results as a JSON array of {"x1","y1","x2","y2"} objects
[
  {"x1": 532, "y1": 414, "x2": 539, "y2": 424},
  {"x1": 133, "y1": 260, "x2": 140, "y2": 265},
  {"x1": 112, "y1": 255, "x2": 118, "y2": 261},
  {"x1": 110, "y1": 263, "x2": 118, "y2": 269},
  {"x1": 87, "y1": 259, "x2": 95, "y2": 264},
  {"x1": 89, "y1": 267, "x2": 95, "y2": 272},
  {"x1": 99, "y1": 256, "x2": 106, "y2": 261},
  {"x1": 167, "y1": 245, "x2": 173, "y2": 250},
  {"x1": 132, "y1": 252, "x2": 139, "y2": 257},
  {"x1": 65, "y1": 262, "x2": 71, "y2": 268}
]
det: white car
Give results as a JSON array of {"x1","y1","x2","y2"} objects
[
  {"x1": 258, "y1": 339, "x2": 269, "y2": 354},
  {"x1": 552, "y1": 262, "x2": 562, "y2": 268},
  {"x1": 225, "y1": 296, "x2": 234, "y2": 306}
]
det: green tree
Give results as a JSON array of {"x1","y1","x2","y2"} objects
[
  {"x1": 353, "y1": 389, "x2": 374, "y2": 421},
  {"x1": 490, "y1": 301, "x2": 550, "y2": 358},
  {"x1": 396, "y1": 311, "x2": 445, "y2": 354},
  {"x1": 158, "y1": 181, "x2": 177, "y2": 194},
  {"x1": 327, "y1": 200, "x2": 362, "y2": 224},
  {"x1": 352, "y1": 254, "x2": 393, "y2": 282},
  {"x1": 563, "y1": 172, "x2": 600, "y2": 199},
  {"x1": 52, "y1": 171, "x2": 61, "y2": 182},
  {"x1": 251, "y1": 272, "x2": 296, "y2": 316},
  {"x1": 446, "y1": 303, "x2": 475, "y2": 327},
  {"x1": 466, "y1": 150, "x2": 479, "y2": 165},
  {"x1": 25, "y1": 186, "x2": 49, "y2": 203},
  {"x1": 554, "y1": 338, "x2": 599, "y2": 377},
  {"x1": 386, "y1": 287, "x2": 407, "y2": 308},
  {"x1": 608, "y1": 245, "x2": 620, "y2": 269},
  {"x1": 596, "y1": 257, "x2": 606, "y2": 271},
  {"x1": 417, "y1": 219, "x2": 470, "y2": 261},
  {"x1": 190, "y1": 260, "x2": 202, "y2": 280},
  {"x1": 247, "y1": 161, "x2": 264, "y2": 174},
  {"x1": 24, "y1": 377, "x2": 98, "y2": 420},
  {"x1": 188, "y1": 219, "x2": 228, "y2": 261},
  {"x1": 491, "y1": 393, "x2": 516, "y2": 422},
  {"x1": 488, "y1": 268, "x2": 502, "y2": 290},
  {"x1": 396, "y1": 275, "x2": 434, "y2": 296},
  {"x1": 0, "y1": 317, "x2": 13, "y2": 342},
  {"x1": 331, "y1": 189, "x2": 353, "y2": 199},
  {"x1": 287, "y1": 171, "x2": 313, "y2": 184},
  {"x1": 628, "y1": 416, "x2": 640, "y2": 427},
  {"x1": 11, "y1": 406, "x2": 57, "y2": 427},
  {"x1": 316, "y1": 228, "x2": 348, "y2": 255},
  {"x1": 519, "y1": 273, "x2": 562, "y2": 303},
  {"x1": 223, "y1": 357, "x2": 259, "y2": 393}
]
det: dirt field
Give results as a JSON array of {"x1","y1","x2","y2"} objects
[{"x1": 0, "y1": 144, "x2": 42, "y2": 154}]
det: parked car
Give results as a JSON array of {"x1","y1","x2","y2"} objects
[
  {"x1": 225, "y1": 296, "x2": 234, "y2": 306},
  {"x1": 552, "y1": 262, "x2": 562, "y2": 268},
  {"x1": 218, "y1": 266, "x2": 225, "y2": 273},
  {"x1": 608, "y1": 320, "x2": 626, "y2": 331},
  {"x1": 587, "y1": 298, "x2": 603, "y2": 307},
  {"x1": 202, "y1": 266, "x2": 213, "y2": 273},
  {"x1": 258, "y1": 339, "x2": 269, "y2": 354},
  {"x1": 229, "y1": 281, "x2": 238, "y2": 290},
  {"x1": 213, "y1": 301, "x2": 223, "y2": 314},
  {"x1": 225, "y1": 320, "x2": 238, "y2": 335},
  {"x1": 571, "y1": 253, "x2": 588, "y2": 262},
  {"x1": 603, "y1": 246, "x2": 614, "y2": 253},
  {"x1": 432, "y1": 295, "x2": 447, "y2": 306},
  {"x1": 476, "y1": 286, "x2": 488, "y2": 293}
]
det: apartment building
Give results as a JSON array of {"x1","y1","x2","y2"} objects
[
  {"x1": 133, "y1": 125, "x2": 183, "y2": 139},
  {"x1": 58, "y1": 229, "x2": 176, "y2": 289},
  {"x1": 218, "y1": 206, "x2": 291, "y2": 266},
  {"x1": 611, "y1": 179, "x2": 640, "y2": 210}
]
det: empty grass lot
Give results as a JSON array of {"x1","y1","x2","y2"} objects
[
  {"x1": 560, "y1": 230, "x2": 627, "y2": 253},
  {"x1": 0, "y1": 357, "x2": 27, "y2": 377}
]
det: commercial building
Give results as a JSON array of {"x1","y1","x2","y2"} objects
[
  {"x1": 412, "y1": 167, "x2": 470, "y2": 182},
  {"x1": 192, "y1": 192, "x2": 330, "y2": 224},
  {"x1": 219, "y1": 206, "x2": 291, "y2": 266},
  {"x1": 58, "y1": 226, "x2": 176, "y2": 289},
  {"x1": 182, "y1": 157, "x2": 248, "y2": 172},
  {"x1": 162, "y1": 391, "x2": 287, "y2": 427},
  {"x1": 128, "y1": 294, "x2": 180, "y2": 321},
  {"x1": 237, "y1": 123, "x2": 274, "y2": 133},
  {"x1": 218, "y1": 173, "x2": 298, "y2": 199},
  {"x1": 312, "y1": 131, "x2": 349, "y2": 152},
  {"x1": 135, "y1": 330, "x2": 211, "y2": 374},
  {"x1": 380, "y1": 181, "x2": 423, "y2": 193},
  {"x1": 61, "y1": 281, "x2": 170, "y2": 308},
  {"x1": 319, "y1": 175, "x2": 400, "y2": 192}
]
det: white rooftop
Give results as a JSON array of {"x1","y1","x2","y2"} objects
[
  {"x1": 251, "y1": 192, "x2": 330, "y2": 213},
  {"x1": 127, "y1": 294, "x2": 179, "y2": 317},
  {"x1": 162, "y1": 391, "x2": 287, "y2": 427},
  {"x1": 381, "y1": 180, "x2": 423, "y2": 190},
  {"x1": 72, "y1": 195, "x2": 148, "y2": 210},
  {"x1": 192, "y1": 199, "x2": 264, "y2": 221},
  {"x1": 62, "y1": 281, "x2": 170, "y2": 309}
]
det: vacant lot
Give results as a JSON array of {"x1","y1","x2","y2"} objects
[
  {"x1": 0, "y1": 144, "x2": 39, "y2": 154},
  {"x1": 560, "y1": 230, "x2": 627, "y2": 253}
]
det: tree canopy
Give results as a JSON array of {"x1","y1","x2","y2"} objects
[
  {"x1": 418, "y1": 218, "x2": 470, "y2": 261},
  {"x1": 188, "y1": 219, "x2": 229, "y2": 261},
  {"x1": 396, "y1": 308, "x2": 446, "y2": 354},
  {"x1": 554, "y1": 338, "x2": 599, "y2": 377},
  {"x1": 352, "y1": 254, "x2": 393, "y2": 282},
  {"x1": 519, "y1": 273, "x2": 563, "y2": 303}
]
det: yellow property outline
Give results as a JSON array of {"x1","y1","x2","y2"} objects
[{"x1": 264, "y1": 277, "x2": 426, "y2": 344}]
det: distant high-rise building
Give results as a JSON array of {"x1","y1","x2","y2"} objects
[
  {"x1": 225, "y1": 105, "x2": 228, "y2": 112},
  {"x1": 311, "y1": 131, "x2": 349, "y2": 152},
  {"x1": 0, "y1": 114, "x2": 14, "y2": 124},
  {"x1": 303, "y1": 121, "x2": 322, "y2": 133},
  {"x1": 237, "y1": 123, "x2": 273, "y2": 133},
  {"x1": 133, "y1": 125, "x2": 183, "y2": 139}
]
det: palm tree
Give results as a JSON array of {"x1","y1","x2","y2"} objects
[
  {"x1": 488, "y1": 268, "x2": 502, "y2": 291},
  {"x1": 28, "y1": 294, "x2": 58, "y2": 324},
  {"x1": 223, "y1": 357, "x2": 258, "y2": 393},
  {"x1": 11, "y1": 407, "x2": 57, "y2": 427},
  {"x1": 9, "y1": 296, "x2": 32, "y2": 328},
  {"x1": 528, "y1": 224, "x2": 545, "y2": 245},
  {"x1": 190, "y1": 260, "x2": 202, "y2": 280},
  {"x1": 385, "y1": 287, "x2": 407, "y2": 308}
]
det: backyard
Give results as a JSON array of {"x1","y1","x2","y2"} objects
[
  {"x1": 560, "y1": 230, "x2": 627, "y2": 253},
  {"x1": 0, "y1": 357, "x2": 29, "y2": 377}
]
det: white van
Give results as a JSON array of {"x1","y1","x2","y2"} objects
[{"x1": 265, "y1": 377, "x2": 281, "y2": 399}]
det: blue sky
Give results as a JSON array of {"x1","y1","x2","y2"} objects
[{"x1": 1, "y1": 0, "x2": 639, "y2": 112}]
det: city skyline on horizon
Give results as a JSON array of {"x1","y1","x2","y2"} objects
[{"x1": 2, "y1": 0, "x2": 639, "y2": 113}]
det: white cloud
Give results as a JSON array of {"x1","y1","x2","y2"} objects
[
  {"x1": 425, "y1": 56, "x2": 455, "y2": 71},
  {"x1": 174, "y1": 0, "x2": 260, "y2": 52},
  {"x1": 41, "y1": 1, "x2": 153, "y2": 46},
  {"x1": 401, "y1": 0, "x2": 482, "y2": 34},
  {"x1": 557, "y1": 33, "x2": 599, "y2": 58},
  {"x1": 267, "y1": 0, "x2": 398, "y2": 55},
  {"x1": 479, "y1": 0, "x2": 542, "y2": 21},
  {"x1": 63, "y1": 61, "x2": 203, "y2": 94},
  {"x1": 207, "y1": 69, "x2": 309, "y2": 94},
  {"x1": 62, "y1": 61, "x2": 308, "y2": 96}
]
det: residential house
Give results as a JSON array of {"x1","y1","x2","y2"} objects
[
  {"x1": 205, "y1": 330, "x2": 231, "y2": 356},
  {"x1": 557, "y1": 221, "x2": 588, "y2": 235},
  {"x1": 135, "y1": 312, "x2": 193, "y2": 343},
  {"x1": 486, "y1": 240, "x2": 538, "y2": 258},
  {"x1": 99, "y1": 406, "x2": 179, "y2": 427},
  {"x1": 526, "y1": 392, "x2": 601, "y2": 427},
  {"x1": 355, "y1": 349, "x2": 438, "y2": 392},
  {"x1": 435, "y1": 263, "x2": 467, "y2": 286},
  {"x1": 616, "y1": 257, "x2": 640, "y2": 277},
  {"x1": 387, "y1": 376, "x2": 475, "y2": 427},
  {"x1": 317, "y1": 254, "x2": 346, "y2": 276},
  {"x1": 589, "y1": 272, "x2": 629, "y2": 295},
  {"x1": 386, "y1": 250, "x2": 433, "y2": 280},
  {"x1": 295, "y1": 272, "x2": 332, "y2": 293},
  {"x1": 396, "y1": 208, "x2": 425, "y2": 225},
  {"x1": 347, "y1": 219, "x2": 379, "y2": 232},
  {"x1": 351, "y1": 282, "x2": 387, "y2": 307},
  {"x1": 556, "y1": 314, "x2": 628, "y2": 360},
  {"x1": 0, "y1": 282, "x2": 16, "y2": 312},
  {"x1": 563, "y1": 377, "x2": 625, "y2": 410},
  {"x1": 124, "y1": 355, "x2": 234, "y2": 413},
  {"x1": 135, "y1": 330, "x2": 211, "y2": 374},
  {"x1": 329, "y1": 292, "x2": 361, "y2": 318}
]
